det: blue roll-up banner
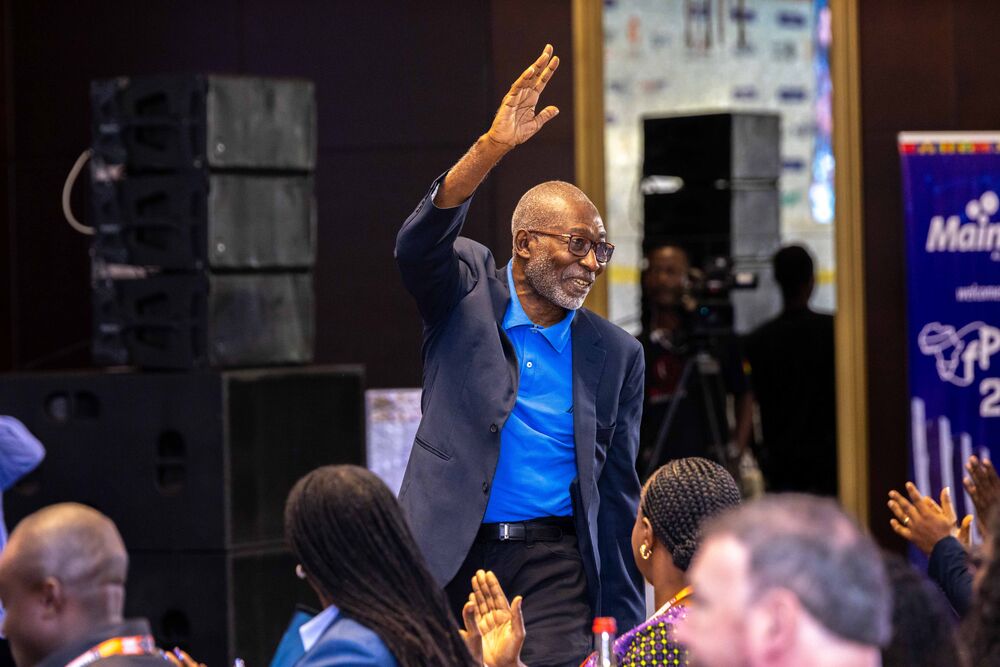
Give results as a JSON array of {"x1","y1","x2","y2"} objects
[{"x1": 900, "y1": 132, "x2": 1000, "y2": 533}]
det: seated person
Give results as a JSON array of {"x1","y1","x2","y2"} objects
[
  {"x1": 880, "y1": 553, "x2": 961, "y2": 667},
  {"x1": 678, "y1": 494, "x2": 891, "y2": 667},
  {"x1": 0, "y1": 503, "x2": 165, "y2": 667},
  {"x1": 461, "y1": 457, "x2": 742, "y2": 667},
  {"x1": 284, "y1": 465, "x2": 476, "y2": 667}
]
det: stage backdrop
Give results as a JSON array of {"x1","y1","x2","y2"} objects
[{"x1": 900, "y1": 132, "x2": 1000, "y2": 534}]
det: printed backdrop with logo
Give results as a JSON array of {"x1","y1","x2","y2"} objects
[{"x1": 900, "y1": 132, "x2": 1000, "y2": 531}]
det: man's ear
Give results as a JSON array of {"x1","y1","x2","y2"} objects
[
  {"x1": 514, "y1": 230, "x2": 532, "y2": 259},
  {"x1": 38, "y1": 577, "x2": 64, "y2": 619},
  {"x1": 748, "y1": 589, "x2": 799, "y2": 663}
]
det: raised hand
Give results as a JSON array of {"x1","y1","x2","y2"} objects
[
  {"x1": 486, "y1": 45, "x2": 560, "y2": 150},
  {"x1": 460, "y1": 596, "x2": 485, "y2": 666},
  {"x1": 888, "y1": 483, "x2": 960, "y2": 555},
  {"x1": 472, "y1": 570, "x2": 526, "y2": 667},
  {"x1": 964, "y1": 455, "x2": 1000, "y2": 538}
]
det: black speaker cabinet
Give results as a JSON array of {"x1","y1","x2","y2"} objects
[
  {"x1": 125, "y1": 547, "x2": 317, "y2": 667},
  {"x1": 91, "y1": 75, "x2": 316, "y2": 172},
  {"x1": 0, "y1": 366, "x2": 365, "y2": 551},
  {"x1": 92, "y1": 172, "x2": 316, "y2": 271},
  {"x1": 643, "y1": 112, "x2": 781, "y2": 183},
  {"x1": 92, "y1": 271, "x2": 315, "y2": 369}
]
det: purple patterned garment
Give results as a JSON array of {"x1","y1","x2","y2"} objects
[{"x1": 581, "y1": 603, "x2": 690, "y2": 667}]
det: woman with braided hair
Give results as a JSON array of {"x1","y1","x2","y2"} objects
[
  {"x1": 284, "y1": 465, "x2": 477, "y2": 667},
  {"x1": 464, "y1": 457, "x2": 741, "y2": 667}
]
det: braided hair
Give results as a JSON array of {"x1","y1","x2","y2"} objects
[
  {"x1": 641, "y1": 457, "x2": 742, "y2": 571},
  {"x1": 962, "y1": 510, "x2": 1000, "y2": 666},
  {"x1": 284, "y1": 465, "x2": 476, "y2": 667}
]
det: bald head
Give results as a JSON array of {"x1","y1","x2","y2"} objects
[
  {"x1": 0, "y1": 504, "x2": 128, "y2": 667},
  {"x1": 511, "y1": 180, "x2": 600, "y2": 241},
  {"x1": 8, "y1": 503, "x2": 127, "y2": 592}
]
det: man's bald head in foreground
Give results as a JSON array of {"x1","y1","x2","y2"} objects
[{"x1": 0, "y1": 503, "x2": 128, "y2": 667}]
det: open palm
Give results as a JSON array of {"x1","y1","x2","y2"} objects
[
  {"x1": 487, "y1": 44, "x2": 560, "y2": 148},
  {"x1": 472, "y1": 570, "x2": 526, "y2": 667}
]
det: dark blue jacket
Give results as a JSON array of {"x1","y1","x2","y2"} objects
[
  {"x1": 928, "y1": 535, "x2": 973, "y2": 617},
  {"x1": 394, "y1": 179, "x2": 645, "y2": 631}
]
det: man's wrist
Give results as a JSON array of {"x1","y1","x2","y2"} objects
[{"x1": 478, "y1": 133, "x2": 513, "y2": 161}]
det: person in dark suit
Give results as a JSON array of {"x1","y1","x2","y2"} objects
[
  {"x1": 395, "y1": 45, "x2": 644, "y2": 666},
  {"x1": 744, "y1": 244, "x2": 837, "y2": 495}
]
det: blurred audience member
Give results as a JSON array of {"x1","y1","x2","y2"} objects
[
  {"x1": 640, "y1": 245, "x2": 752, "y2": 474},
  {"x1": 677, "y1": 494, "x2": 891, "y2": 667},
  {"x1": 284, "y1": 465, "x2": 475, "y2": 667},
  {"x1": 961, "y1": 511, "x2": 1000, "y2": 666},
  {"x1": 0, "y1": 503, "x2": 162, "y2": 667},
  {"x1": 458, "y1": 458, "x2": 742, "y2": 667},
  {"x1": 744, "y1": 245, "x2": 837, "y2": 495},
  {"x1": 0, "y1": 418, "x2": 45, "y2": 551},
  {"x1": 887, "y1": 481, "x2": 973, "y2": 616},
  {"x1": 880, "y1": 553, "x2": 961, "y2": 667}
]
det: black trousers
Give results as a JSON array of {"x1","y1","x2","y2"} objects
[{"x1": 445, "y1": 532, "x2": 592, "y2": 667}]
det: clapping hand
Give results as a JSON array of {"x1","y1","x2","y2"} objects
[
  {"x1": 470, "y1": 570, "x2": 526, "y2": 667},
  {"x1": 964, "y1": 455, "x2": 1000, "y2": 538},
  {"x1": 889, "y1": 483, "x2": 970, "y2": 554},
  {"x1": 485, "y1": 45, "x2": 560, "y2": 151}
]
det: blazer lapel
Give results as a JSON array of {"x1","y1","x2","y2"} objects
[
  {"x1": 489, "y1": 266, "x2": 518, "y2": 409},
  {"x1": 572, "y1": 310, "x2": 606, "y2": 495}
]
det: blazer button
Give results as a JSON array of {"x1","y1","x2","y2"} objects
[
  {"x1": 489, "y1": 423, "x2": 498, "y2": 433},
  {"x1": 482, "y1": 481, "x2": 489, "y2": 494}
]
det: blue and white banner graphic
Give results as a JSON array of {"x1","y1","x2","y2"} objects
[{"x1": 900, "y1": 132, "x2": 1000, "y2": 527}]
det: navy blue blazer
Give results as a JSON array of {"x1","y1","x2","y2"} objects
[{"x1": 394, "y1": 178, "x2": 645, "y2": 630}]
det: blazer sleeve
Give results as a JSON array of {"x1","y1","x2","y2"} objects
[
  {"x1": 394, "y1": 176, "x2": 477, "y2": 325},
  {"x1": 927, "y1": 535, "x2": 973, "y2": 617},
  {"x1": 595, "y1": 343, "x2": 646, "y2": 630}
]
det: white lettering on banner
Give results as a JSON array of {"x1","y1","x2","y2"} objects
[
  {"x1": 919, "y1": 322, "x2": 1000, "y2": 418},
  {"x1": 925, "y1": 191, "x2": 1000, "y2": 259}
]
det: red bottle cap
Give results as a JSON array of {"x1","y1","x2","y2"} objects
[{"x1": 592, "y1": 617, "x2": 617, "y2": 634}]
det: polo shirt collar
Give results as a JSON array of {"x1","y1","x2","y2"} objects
[{"x1": 503, "y1": 261, "x2": 575, "y2": 353}]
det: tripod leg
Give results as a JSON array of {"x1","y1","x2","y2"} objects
[{"x1": 644, "y1": 356, "x2": 698, "y2": 479}]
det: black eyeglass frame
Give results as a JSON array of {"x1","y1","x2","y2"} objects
[{"x1": 526, "y1": 229, "x2": 615, "y2": 263}]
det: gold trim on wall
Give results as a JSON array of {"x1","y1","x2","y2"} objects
[
  {"x1": 830, "y1": 0, "x2": 869, "y2": 525},
  {"x1": 573, "y1": 0, "x2": 608, "y2": 318}
]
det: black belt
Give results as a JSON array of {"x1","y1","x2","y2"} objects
[{"x1": 477, "y1": 518, "x2": 575, "y2": 543}]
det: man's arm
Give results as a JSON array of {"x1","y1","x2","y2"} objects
[
  {"x1": 596, "y1": 345, "x2": 645, "y2": 629},
  {"x1": 395, "y1": 44, "x2": 561, "y2": 325},
  {"x1": 433, "y1": 45, "x2": 560, "y2": 208}
]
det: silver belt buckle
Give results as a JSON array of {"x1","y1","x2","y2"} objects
[{"x1": 499, "y1": 523, "x2": 512, "y2": 541}]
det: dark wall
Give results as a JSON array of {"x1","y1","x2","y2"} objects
[
  {"x1": 857, "y1": 0, "x2": 1000, "y2": 546},
  {"x1": 0, "y1": 0, "x2": 575, "y2": 387}
]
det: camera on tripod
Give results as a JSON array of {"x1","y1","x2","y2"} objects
[{"x1": 683, "y1": 256, "x2": 758, "y2": 343}]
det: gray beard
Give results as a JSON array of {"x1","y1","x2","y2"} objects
[{"x1": 523, "y1": 249, "x2": 594, "y2": 311}]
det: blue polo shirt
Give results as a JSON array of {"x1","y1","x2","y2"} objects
[{"x1": 483, "y1": 262, "x2": 576, "y2": 522}]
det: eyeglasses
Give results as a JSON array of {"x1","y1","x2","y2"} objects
[{"x1": 527, "y1": 230, "x2": 615, "y2": 263}]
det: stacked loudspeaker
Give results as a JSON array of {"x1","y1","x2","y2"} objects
[
  {"x1": 0, "y1": 367, "x2": 365, "y2": 667},
  {"x1": 0, "y1": 76, "x2": 362, "y2": 667},
  {"x1": 90, "y1": 75, "x2": 317, "y2": 369},
  {"x1": 642, "y1": 112, "x2": 783, "y2": 333}
]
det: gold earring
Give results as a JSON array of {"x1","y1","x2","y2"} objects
[
  {"x1": 639, "y1": 544, "x2": 651, "y2": 560},
  {"x1": 295, "y1": 564, "x2": 307, "y2": 580}
]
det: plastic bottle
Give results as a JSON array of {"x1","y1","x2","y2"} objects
[{"x1": 592, "y1": 616, "x2": 617, "y2": 667}]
